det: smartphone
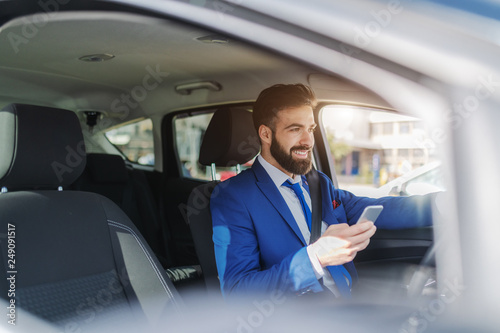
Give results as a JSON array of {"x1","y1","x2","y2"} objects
[{"x1": 356, "y1": 205, "x2": 384, "y2": 224}]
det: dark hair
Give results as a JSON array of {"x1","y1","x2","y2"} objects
[{"x1": 252, "y1": 84, "x2": 317, "y2": 132}]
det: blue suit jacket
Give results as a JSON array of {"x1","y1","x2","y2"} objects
[{"x1": 211, "y1": 158, "x2": 433, "y2": 297}]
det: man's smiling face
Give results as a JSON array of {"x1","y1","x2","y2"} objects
[{"x1": 269, "y1": 105, "x2": 316, "y2": 176}]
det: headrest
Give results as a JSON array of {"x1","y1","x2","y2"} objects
[
  {"x1": 0, "y1": 104, "x2": 86, "y2": 190},
  {"x1": 199, "y1": 108, "x2": 260, "y2": 167},
  {"x1": 86, "y1": 154, "x2": 129, "y2": 183}
]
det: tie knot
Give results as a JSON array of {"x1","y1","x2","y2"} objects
[{"x1": 282, "y1": 180, "x2": 303, "y2": 195}]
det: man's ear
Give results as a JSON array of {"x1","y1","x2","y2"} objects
[{"x1": 259, "y1": 125, "x2": 272, "y2": 145}]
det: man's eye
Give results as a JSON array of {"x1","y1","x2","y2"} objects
[{"x1": 309, "y1": 127, "x2": 316, "y2": 133}]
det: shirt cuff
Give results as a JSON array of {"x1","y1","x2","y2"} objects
[{"x1": 306, "y1": 245, "x2": 325, "y2": 280}]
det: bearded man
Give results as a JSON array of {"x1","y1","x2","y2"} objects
[{"x1": 211, "y1": 84, "x2": 434, "y2": 299}]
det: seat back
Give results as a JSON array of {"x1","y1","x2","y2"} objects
[
  {"x1": 0, "y1": 104, "x2": 181, "y2": 330},
  {"x1": 72, "y1": 153, "x2": 171, "y2": 267},
  {"x1": 187, "y1": 107, "x2": 260, "y2": 293}
]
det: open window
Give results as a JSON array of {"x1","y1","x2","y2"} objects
[
  {"x1": 320, "y1": 105, "x2": 444, "y2": 197},
  {"x1": 105, "y1": 119, "x2": 155, "y2": 166}
]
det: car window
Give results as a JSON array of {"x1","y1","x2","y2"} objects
[
  {"x1": 320, "y1": 105, "x2": 444, "y2": 197},
  {"x1": 105, "y1": 118, "x2": 154, "y2": 166},
  {"x1": 174, "y1": 111, "x2": 253, "y2": 181}
]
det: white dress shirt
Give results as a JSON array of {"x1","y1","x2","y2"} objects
[{"x1": 257, "y1": 155, "x2": 341, "y2": 296}]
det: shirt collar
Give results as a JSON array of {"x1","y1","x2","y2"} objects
[{"x1": 257, "y1": 155, "x2": 302, "y2": 188}]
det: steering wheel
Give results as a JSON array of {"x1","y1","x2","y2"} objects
[{"x1": 406, "y1": 242, "x2": 437, "y2": 299}]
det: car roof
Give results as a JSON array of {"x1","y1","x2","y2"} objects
[{"x1": 0, "y1": 9, "x2": 392, "y2": 129}]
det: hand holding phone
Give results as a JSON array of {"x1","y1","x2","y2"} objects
[
  {"x1": 356, "y1": 205, "x2": 384, "y2": 224},
  {"x1": 313, "y1": 207, "x2": 380, "y2": 267}
]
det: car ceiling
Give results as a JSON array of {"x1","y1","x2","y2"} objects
[{"x1": 0, "y1": 10, "x2": 391, "y2": 128}]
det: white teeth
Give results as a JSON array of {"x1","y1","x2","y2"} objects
[{"x1": 294, "y1": 150, "x2": 307, "y2": 155}]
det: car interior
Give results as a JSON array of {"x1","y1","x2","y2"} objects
[{"x1": 0, "y1": 1, "x2": 449, "y2": 331}]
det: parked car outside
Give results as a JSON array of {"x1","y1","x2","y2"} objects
[{"x1": 345, "y1": 161, "x2": 443, "y2": 197}]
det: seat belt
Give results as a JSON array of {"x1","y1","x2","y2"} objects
[
  {"x1": 306, "y1": 168, "x2": 322, "y2": 243},
  {"x1": 306, "y1": 169, "x2": 353, "y2": 296}
]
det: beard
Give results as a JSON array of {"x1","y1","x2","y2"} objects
[{"x1": 270, "y1": 135, "x2": 312, "y2": 176}]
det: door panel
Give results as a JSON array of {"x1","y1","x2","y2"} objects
[{"x1": 355, "y1": 227, "x2": 433, "y2": 264}]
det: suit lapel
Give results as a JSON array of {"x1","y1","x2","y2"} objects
[{"x1": 252, "y1": 159, "x2": 307, "y2": 246}]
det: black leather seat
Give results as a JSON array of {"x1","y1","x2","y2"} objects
[
  {"x1": 72, "y1": 153, "x2": 202, "y2": 288},
  {"x1": 0, "y1": 104, "x2": 182, "y2": 330},
  {"x1": 187, "y1": 108, "x2": 260, "y2": 293}
]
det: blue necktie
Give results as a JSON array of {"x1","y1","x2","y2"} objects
[
  {"x1": 283, "y1": 179, "x2": 352, "y2": 298},
  {"x1": 282, "y1": 180, "x2": 312, "y2": 231}
]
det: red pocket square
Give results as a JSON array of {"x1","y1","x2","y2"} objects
[{"x1": 332, "y1": 200, "x2": 340, "y2": 209}]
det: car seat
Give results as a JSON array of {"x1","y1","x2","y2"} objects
[
  {"x1": 187, "y1": 107, "x2": 260, "y2": 294},
  {"x1": 0, "y1": 104, "x2": 182, "y2": 330}
]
